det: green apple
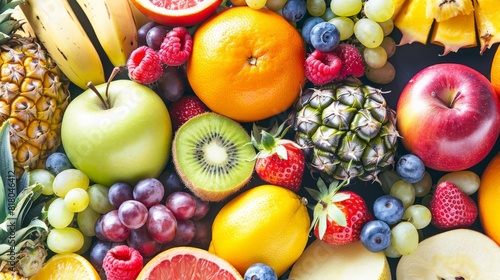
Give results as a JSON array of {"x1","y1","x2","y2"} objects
[{"x1": 61, "y1": 79, "x2": 172, "y2": 187}]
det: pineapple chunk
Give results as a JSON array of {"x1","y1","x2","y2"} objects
[
  {"x1": 391, "y1": 0, "x2": 407, "y2": 20},
  {"x1": 426, "y1": 0, "x2": 474, "y2": 22},
  {"x1": 431, "y1": 12, "x2": 477, "y2": 55},
  {"x1": 474, "y1": 0, "x2": 500, "y2": 54},
  {"x1": 395, "y1": 0, "x2": 434, "y2": 45}
]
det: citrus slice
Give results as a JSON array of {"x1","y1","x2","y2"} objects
[
  {"x1": 130, "y1": 0, "x2": 222, "y2": 26},
  {"x1": 30, "y1": 253, "x2": 100, "y2": 280},
  {"x1": 137, "y1": 246, "x2": 243, "y2": 279}
]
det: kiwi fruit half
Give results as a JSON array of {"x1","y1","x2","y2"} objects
[{"x1": 172, "y1": 112, "x2": 256, "y2": 202}]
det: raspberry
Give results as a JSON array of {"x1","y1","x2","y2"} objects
[
  {"x1": 127, "y1": 46, "x2": 163, "y2": 84},
  {"x1": 102, "y1": 245, "x2": 143, "y2": 280},
  {"x1": 158, "y1": 27, "x2": 193, "y2": 66},
  {"x1": 333, "y1": 43, "x2": 365, "y2": 80},
  {"x1": 169, "y1": 95, "x2": 209, "y2": 130},
  {"x1": 305, "y1": 49, "x2": 341, "y2": 85}
]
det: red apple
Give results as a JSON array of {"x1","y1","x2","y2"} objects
[{"x1": 396, "y1": 63, "x2": 500, "y2": 171}]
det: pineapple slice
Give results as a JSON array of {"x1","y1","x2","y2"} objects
[
  {"x1": 391, "y1": 0, "x2": 407, "y2": 19},
  {"x1": 431, "y1": 12, "x2": 477, "y2": 55},
  {"x1": 426, "y1": 0, "x2": 474, "y2": 22},
  {"x1": 474, "y1": 0, "x2": 500, "y2": 54},
  {"x1": 395, "y1": 0, "x2": 434, "y2": 45}
]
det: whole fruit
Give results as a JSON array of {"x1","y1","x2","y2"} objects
[{"x1": 478, "y1": 152, "x2": 500, "y2": 245}]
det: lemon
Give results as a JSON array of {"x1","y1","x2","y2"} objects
[{"x1": 209, "y1": 185, "x2": 310, "y2": 277}]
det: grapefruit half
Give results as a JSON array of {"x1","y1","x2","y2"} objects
[{"x1": 137, "y1": 246, "x2": 243, "y2": 279}]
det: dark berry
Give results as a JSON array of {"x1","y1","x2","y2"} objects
[
  {"x1": 373, "y1": 194, "x2": 405, "y2": 225},
  {"x1": 396, "y1": 154, "x2": 426, "y2": 183},
  {"x1": 282, "y1": 0, "x2": 307, "y2": 22},
  {"x1": 301, "y1": 17, "x2": 324, "y2": 45},
  {"x1": 310, "y1": 22, "x2": 340, "y2": 52},
  {"x1": 244, "y1": 263, "x2": 278, "y2": 280},
  {"x1": 360, "y1": 220, "x2": 392, "y2": 253}
]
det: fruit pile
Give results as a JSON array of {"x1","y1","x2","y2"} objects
[{"x1": 1, "y1": 0, "x2": 500, "y2": 279}]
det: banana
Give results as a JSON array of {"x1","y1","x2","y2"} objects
[
  {"x1": 76, "y1": 0, "x2": 138, "y2": 67},
  {"x1": 19, "y1": 0, "x2": 105, "y2": 89},
  {"x1": 127, "y1": 0, "x2": 152, "y2": 29}
]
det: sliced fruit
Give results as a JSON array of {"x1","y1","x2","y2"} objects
[
  {"x1": 391, "y1": 0, "x2": 407, "y2": 20},
  {"x1": 137, "y1": 246, "x2": 243, "y2": 279},
  {"x1": 396, "y1": 229, "x2": 500, "y2": 279},
  {"x1": 474, "y1": 0, "x2": 500, "y2": 54},
  {"x1": 289, "y1": 240, "x2": 391, "y2": 280},
  {"x1": 431, "y1": 12, "x2": 477, "y2": 55},
  {"x1": 426, "y1": 0, "x2": 474, "y2": 22},
  {"x1": 172, "y1": 112, "x2": 256, "y2": 202},
  {"x1": 478, "y1": 152, "x2": 500, "y2": 245},
  {"x1": 129, "y1": 0, "x2": 222, "y2": 26},
  {"x1": 394, "y1": 0, "x2": 434, "y2": 45},
  {"x1": 30, "y1": 253, "x2": 100, "y2": 280}
]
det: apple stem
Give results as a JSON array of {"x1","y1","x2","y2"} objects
[
  {"x1": 431, "y1": 91, "x2": 462, "y2": 108},
  {"x1": 87, "y1": 81, "x2": 110, "y2": 110},
  {"x1": 105, "y1": 67, "x2": 123, "y2": 105}
]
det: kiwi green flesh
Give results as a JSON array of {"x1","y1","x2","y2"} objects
[{"x1": 172, "y1": 112, "x2": 256, "y2": 202}]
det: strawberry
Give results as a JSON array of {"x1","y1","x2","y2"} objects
[
  {"x1": 306, "y1": 178, "x2": 373, "y2": 246},
  {"x1": 429, "y1": 181, "x2": 478, "y2": 229},
  {"x1": 168, "y1": 95, "x2": 209, "y2": 130},
  {"x1": 251, "y1": 122, "x2": 305, "y2": 192}
]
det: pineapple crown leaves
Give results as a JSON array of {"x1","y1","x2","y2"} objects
[
  {"x1": 250, "y1": 121, "x2": 302, "y2": 160},
  {"x1": 0, "y1": 0, "x2": 23, "y2": 44},
  {"x1": 305, "y1": 176, "x2": 352, "y2": 240}
]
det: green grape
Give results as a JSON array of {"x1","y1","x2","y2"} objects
[
  {"x1": 390, "y1": 180, "x2": 415, "y2": 209},
  {"x1": 437, "y1": 170, "x2": 480, "y2": 195},
  {"x1": 403, "y1": 204, "x2": 432, "y2": 229},
  {"x1": 354, "y1": 18, "x2": 384, "y2": 48},
  {"x1": 413, "y1": 171, "x2": 433, "y2": 197},
  {"x1": 321, "y1": 8, "x2": 336, "y2": 21},
  {"x1": 307, "y1": 0, "x2": 327, "y2": 17},
  {"x1": 47, "y1": 227, "x2": 84, "y2": 254},
  {"x1": 87, "y1": 184, "x2": 114, "y2": 214},
  {"x1": 384, "y1": 243, "x2": 402, "y2": 258},
  {"x1": 64, "y1": 188, "x2": 90, "y2": 213},
  {"x1": 330, "y1": 0, "x2": 362, "y2": 17},
  {"x1": 391, "y1": 221, "x2": 419, "y2": 255},
  {"x1": 378, "y1": 170, "x2": 401, "y2": 194},
  {"x1": 77, "y1": 206, "x2": 101, "y2": 237},
  {"x1": 421, "y1": 193, "x2": 433, "y2": 208},
  {"x1": 363, "y1": 46, "x2": 388, "y2": 69},
  {"x1": 29, "y1": 169, "x2": 55, "y2": 196},
  {"x1": 328, "y1": 16, "x2": 354, "y2": 41},
  {"x1": 380, "y1": 36, "x2": 396, "y2": 58},
  {"x1": 47, "y1": 197, "x2": 75, "y2": 229},
  {"x1": 363, "y1": 0, "x2": 395, "y2": 22},
  {"x1": 266, "y1": 0, "x2": 287, "y2": 11},
  {"x1": 365, "y1": 61, "x2": 396, "y2": 84},
  {"x1": 75, "y1": 234, "x2": 92, "y2": 255},
  {"x1": 246, "y1": 0, "x2": 267, "y2": 9},
  {"x1": 52, "y1": 168, "x2": 89, "y2": 198},
  {"x1": 378, "y1": 19, "x2": 394, "y2": 36}
]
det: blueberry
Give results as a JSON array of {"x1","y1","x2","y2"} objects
[
  {"x1": 360, "y1": 220, "x2": 392, "y2": 253},
  {"x1": 244, "y1": 263, "x2": 278, "y2": 280},
  {"x1": 45, "y1": 152, "x2": 74, "y2": 175},
  {"x1": 396, "y1": 153, "x2": 425, "y2": 183},
  {"x1": 373, "y1": 194, "x2": 404, "y2": 225},
  {"x1": 301, "y1": 17, "x2": 325, "y2": 45},
  {"x1": 282, "y1": 0, "x2": 307, "y2": 22},
  {"x1": 310, "y1": 22, "x2": 340, "y2": 52}
]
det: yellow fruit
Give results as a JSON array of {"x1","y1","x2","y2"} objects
[
  {"x1": 478, "y1": 152, "x2": 500, "y2": 245},
  {"x1": 394, "y1": 0, "x2": 434, "y2": 45},
  {"x1": 209, "y1": 185, "x2": 310, "y2": 277},
  {"x1": 426, "y1": 0, "x2": 474, "y2": 22},
  {"x1": 490, "y1": 46, "x2": 500, "y2": 99},
  {"x1": 289, "y1": 240, "x2": 391, "y2": 280},
  {"x1": 30, "y1": 253, "x2": 100, "y2": 280},
  {"x1": 474, "y1": 0, "x2": 500, "y2": 54},
  {"x1": 430, "y1": 12, "x2": 477, "y2": 55},
  {"x1": 391, "y1": 0, "x2": 407, "y2": 19}
]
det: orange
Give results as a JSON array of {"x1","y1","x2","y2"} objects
[
  {"x1": 30, "y1": 253, "x2": 100, "y2": 280},
  {"x1": 209, "y1": 184, "x2": 310, "y2": 277},
  {"x1": 130, "y1": 0, "x2": 222, "y2": 26},
  {"x1": 137, "y1": 246, "x2": 243, "y2": 279},
  {"x1": 490, "y1": 46, "x2": 500, "y2": 99},
  {"x1": 478, "y1": 152, "x2": 500, "y2": 245},
  {"x1": 186, "y1": 7, "x2": 306, "y2": 122}
]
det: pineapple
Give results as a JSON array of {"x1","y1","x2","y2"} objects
[
  {"x1": 0, "y1": 0, "x2": 70, "y2": 177},
  {"x1": 426, "y1": 0, "x2": 474, "y2": 22},
  {"x1": 0, "y1": 122, "x2": 48, "y2": 279},
  {"x1": 474, "y1": 0, "x2": 500, "y2": 54},
  {"x1": 431, "y1": 12, "x2": 477, "y2": 55},
  {"x1": 290, "y1": 80, "x2": 399, "y2": 183},
  {"x1": 394, "y1": 0, "x2": 434, "y2": 45}
]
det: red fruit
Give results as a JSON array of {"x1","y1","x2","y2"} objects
[
  {"x1": 307, "y1": 178, "x2": 373, "y2": 245},
  {"x1": 159, "y1": 27, "x2": 193, "y2": 66},
  {"x1": 429, "y1": 181, "x2": 478, "y2": 229},
  {"x1": 305, "y1": 49, "x2": 342, "y2": 85},
  {"x1": 102, "y1": 245, "x2": 143, "y2": 280},
  {"x1": 333, "y1": 43, "x2": 364, "y2": 80},
  {"x1": 251, "y1": 122, "x2": 305, "y2": 192},
  {"x1": 169, "y1": 95, "x2": 209, "y2": 130},
  {"x1": 127, "y1": 46, "x2": 163, "y2": 84}
]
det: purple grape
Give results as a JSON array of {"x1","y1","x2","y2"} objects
[
  {"x1": 94, "y1": 216, "x2": 110, "y2": 242},
  {"x1": 127, "y1": 225, "x2": 162, "y2": 257},
  {"x1": 191, "y1": 217, "x2": 212, "y2": 250},
  {"x1": 133, "y1": 178, "x2": 165, "y2": 208},
  {"x1": 165, "y1": 191, "x2": 196, "y2": 220},
  {"x1": 45, "y1": 152, "x2": 74, "y2": 175},
  {"x1": 108, "y1": 182, "x2": 134, "y2": 209},
  {"x1": 170, "y1": 219, "x2": 196, "y2": 246},
  {"x1": 155, "y1": 66, "x2": 186, "y2": 103},
  {"x1": 146, "y1": 204, "x2": 177, "y2": 244},
  {"x1": 118, "y1": 200, "x2": 148, "y2": 229},
  {"x1": 192, "y1": 196, "x2": 210, "y2": 220},
  {"x1": 158, "y1": 169, "x2": 185, "y2": 197},
  {"x1": 101, "y1": 210, "x2": 130, "y2": 242},
  {"x1": 146, "y1": 25, "x2": 170, "y2": 50},
  {"x1": 138, "y1": 21, "x2": 159, "y2": 46},
  {"x1": 89, "y1": 240, "x2": 113, "y2": 271}
]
